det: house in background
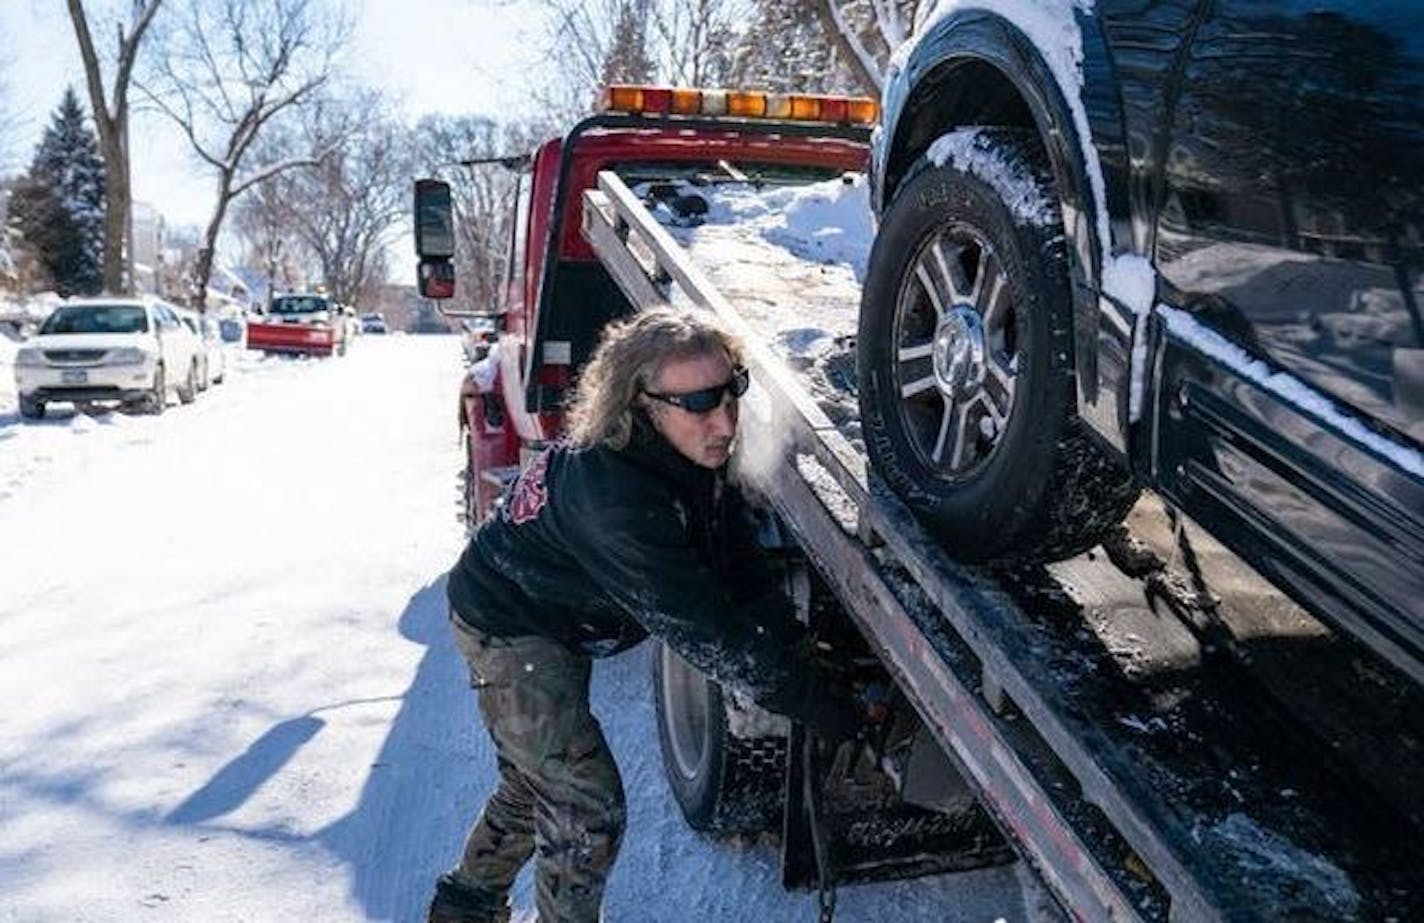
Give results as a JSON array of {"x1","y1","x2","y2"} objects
[{"x1": 131, "y1": 201, "x2": 164, "y2": 295}]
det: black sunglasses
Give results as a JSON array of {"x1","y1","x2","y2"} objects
[{"x1": 644, "y1": 366, "x2": 750, "y2": 413}]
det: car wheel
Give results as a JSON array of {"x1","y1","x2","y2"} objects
[
  {"x1": 146, "y1": 364, "x2": 166, "y2": 415},
  {"x1": 858, "y1": 128, "x2": 1137, "y2": 563},
  {"x1": 19, "y1": 396, "x2": 45, "y2": 420},
  {"x1": 652, "y1": 642, "x2": 787, "y2": 837},
  {"x1": 198, "y1": 356, "x2": 210, "y2": 391},
  {"x1": 178, "y1": 361, "x2": 198, "y2": 404}
]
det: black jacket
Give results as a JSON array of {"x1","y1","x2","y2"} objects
[{"x1": 447, "y1": 416, "x2": 857, "y2": 735}]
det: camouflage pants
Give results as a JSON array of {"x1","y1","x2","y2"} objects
[{"x1": 449, "y1": 612, "x2": 626, "y2": 923}]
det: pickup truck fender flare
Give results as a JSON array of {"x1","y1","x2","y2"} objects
[{"x1": 875, "y1": 8, "x2": 1135, "y2": 457}]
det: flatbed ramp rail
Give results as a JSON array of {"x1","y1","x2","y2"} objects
[{"x1": 582, "y1": 170, "x2": 1423, "y2": 922}]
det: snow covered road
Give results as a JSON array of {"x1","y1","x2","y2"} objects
[{"x1": 0, "y1": 336, "x2": 1045, "y2": 921}]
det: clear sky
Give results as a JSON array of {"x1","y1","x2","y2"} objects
[{"x1": 0, "y1": 0, "x2": 542, "y2": 231}]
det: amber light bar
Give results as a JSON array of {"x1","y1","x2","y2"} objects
[{"x1": 598, "y1": 84, "x2": 879, "y2": 126}]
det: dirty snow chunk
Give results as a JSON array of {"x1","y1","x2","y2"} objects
[
  {"x1": 795, "y1": 453, "x2": 859, "y2": 533},
  {"x1": 725, "y1": 687, "x2": 790, "y2": 739},
  {"x1": 926, "y1": 129, "x2": 1055, "y2": 227},
  {"x1": 1208, "y1": 813, "x2": 1360, "y2": 918},
  {"x1": 777, "y1": 327, "x2": 837, "y2": 359},
  {"x1": 1159, "y1": 307, "x2": 1424, "y2": 478}
]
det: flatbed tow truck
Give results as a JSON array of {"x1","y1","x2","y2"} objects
[{"x1": 415, "y1": 85, "x2": 1424, "y2": 921}]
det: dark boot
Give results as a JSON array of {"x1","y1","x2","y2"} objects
[{"x1": 426, "y1": 872, "x2": 512, "y2": 923}]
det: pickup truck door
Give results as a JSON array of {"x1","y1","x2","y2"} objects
[
  {"x1": 1150, "y1": 1, "x2": 1424, "y2": 681},
  {"x1": 1155, "y1": 2, "x2": 1424, "y2": 437}
]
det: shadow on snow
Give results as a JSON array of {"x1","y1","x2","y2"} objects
[{"x1": 158, "y1": 577, "x2": 489, "y2": 921}]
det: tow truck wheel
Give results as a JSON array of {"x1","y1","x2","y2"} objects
[
  {"x1": 178, "y1": 361, "x2": 198, "y2": 404},
  {"x1": 653, "y1": 642, "x2": 787, "y2": 837},
  {"x1": 858, "y1": 128, "x2": 1137, "y2": 563}
]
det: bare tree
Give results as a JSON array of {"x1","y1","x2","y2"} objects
[
  {"x1": 521, "y1": 0, "x2": 629, "y2": 121},
  {"x1": 231, "y1": 136, "x2": 300, "y2": 304},
  {"x1": 66, "y1": 0, "x2": 165, "y2": 294},
  {"x1": 522, "y1": 0, "x2": 752, "y2": 120},
  {"x1": 731, "y1": 3, "x2": 848, "y2": 94},
  {"x1": 804, "y1": 0, "x2": 921, "y2": 94},
  {"x1": 414, "y1": 116, "x2": 543, "y2": 315},
  {"x1": 271, "y1": 94, "x2": 412, "y2": 307},
  {"x1": 653, "y1": 0, "x2": 745, "y2": 86},
  {"x1": 140, "y1": 0, "x2": 349, "y2": 311}
]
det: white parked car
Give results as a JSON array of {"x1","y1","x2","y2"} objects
[
  {"x1": 175, "y1": 307, "x2": 227, "y2": 390},
  {"x1": 13, "y1": 297, "x2": 204, "y2": 418}
]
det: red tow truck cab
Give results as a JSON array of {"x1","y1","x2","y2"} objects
[
  {"x1": 246, "y1": 293, "x2": 348, "y2": 357},
  {"x1": 417, "y1": 85, "x2": 874, "y2": 524}
]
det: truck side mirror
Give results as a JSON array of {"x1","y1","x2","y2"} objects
[
  {"x1": 419, "y1": 258, "x2": 456, "y2": 299},
  {"x1": 414, "y1": 178, "x2": 455, "y2": 259}
]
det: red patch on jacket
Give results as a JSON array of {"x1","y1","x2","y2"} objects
[{"x1": 507, "y1": 449, "x2": 551, "y2": 524}]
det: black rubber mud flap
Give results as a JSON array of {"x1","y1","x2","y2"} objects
[{"x1": 781, "y1": 722, "x2": 1014, "y2": 890}]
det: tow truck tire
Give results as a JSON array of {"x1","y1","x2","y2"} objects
[
  {"x1": 858, "y1": 128, "x2": 1137, "y2": 563},
  {"x1": 652, "y1": 641, "x2": 787, "y2": 837},
  {"x1": 178, "y1": 361, "x2": 198, "y2": 405}
]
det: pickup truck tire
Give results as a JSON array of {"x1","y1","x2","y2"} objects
[
  {"x1": 178, "y1": 361, "x2": 198, "y2": 405},
  {"x1": 858, "y1": 128, "x2": 1137, "y2": 562},
  {"x1": 652, "y1": 642, "x2": 786, "y2": 837}
]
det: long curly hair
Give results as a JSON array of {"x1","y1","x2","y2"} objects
[{"x1": 566, "y1": 309, "x2": 744, "y2": 449}]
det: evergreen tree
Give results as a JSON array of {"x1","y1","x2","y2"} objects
[{"x1": 12, "y1": 87, "x2": 106, "y2": 295}]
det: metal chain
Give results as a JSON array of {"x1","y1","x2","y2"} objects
[
  {"x1": 818, "y1": 881, "x2": 837, "y2": 923},
  {"x1": 804, "y1": 734, "x2": 838, "y2": 923}
]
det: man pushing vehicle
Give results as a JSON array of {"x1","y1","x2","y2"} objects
[{"x1": 428, "y1": 308, "x2": 874, "y2": 923}]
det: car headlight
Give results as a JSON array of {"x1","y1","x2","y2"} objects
[
  {"x1": 15, "y1": 347, "x2": 45, "y2": 367},
  {"x1": 106, "y1": 347, "x2": 153, "y2": 366}
]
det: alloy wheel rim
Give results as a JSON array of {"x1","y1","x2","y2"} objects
[{"x1": 892, "y1": 224, "x2": 1020, "y2": 479}]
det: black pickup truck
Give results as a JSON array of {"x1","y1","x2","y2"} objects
[{"x1": 857, "y1": 2, "x2": 1424, "y2": 684}]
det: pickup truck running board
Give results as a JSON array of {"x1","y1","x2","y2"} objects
[{"x1": 582, "y1": 170, "x2": 1424, "y2": 922}]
